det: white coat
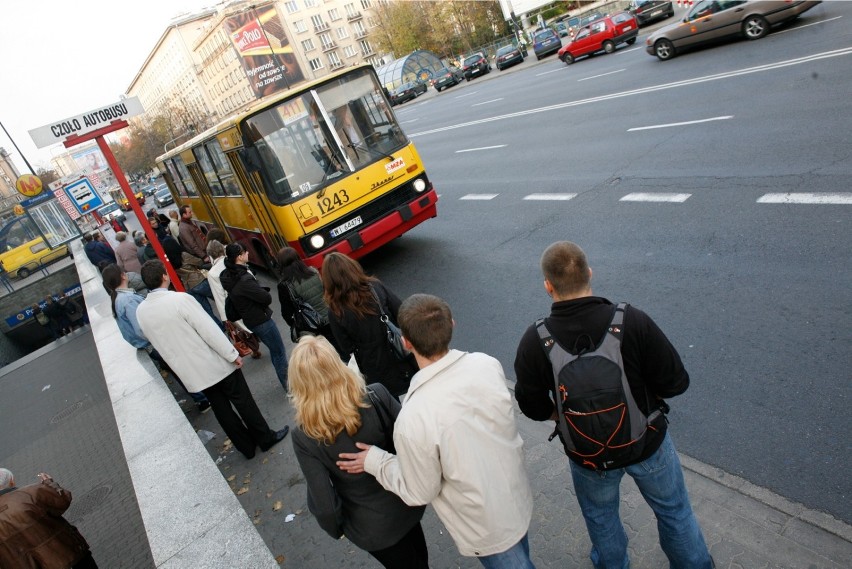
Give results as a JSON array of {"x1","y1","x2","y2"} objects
[
  {"x1": 137, "y1": 289, "x2": 238, "y2": 393},
  {"x1": 364, "y1": 349, "x2": 533, "y2": 557}
]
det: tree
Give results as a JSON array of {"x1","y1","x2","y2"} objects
[{"x1": 35, "y1": 167, "x2": 59, "y2": 187}]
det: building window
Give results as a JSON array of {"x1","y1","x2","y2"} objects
[
  {"x1": 344, "y1": 2, "x2": 357, "y2": 17},
  {"x1": 328, "y1": 8, "x2": 341, "y2": 21},
  {"x1": 358, "y1": 39, "x2": 372, "y2": 55},
  {"x1": 336, "y1": 26, "x2": 349, "y2": 39},
  {"x1": 328, "y1": 52, "x2": 342, "y2": 67},
  {"x1": 302, "y1": 38, "x2": 315, "y2": 51},
  {"x1": 309, "y1": 57, "x2": 324, "y2": 71},
  {"x1": 304, "y1": 0, "x2": 317, "y2": 6},
  {"x1": 319, "y1": 33, "x2": 334, "y2": 49},
  {"x1": 359, "y1": 0, "x2": 371, "y2": 9},
  {"x1": 284, "y1": 1, "x2": 299, "y2": 14},
  {"x1": 343, "y1": 45, "x2": 357, "y2": 58},
  {"x1": 294, "y1": 19, "x2": 307, "y2": 33}
]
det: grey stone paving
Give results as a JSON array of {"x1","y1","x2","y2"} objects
[{"x1": 0, "y1": 329, "x2": 155, "y2": 568}]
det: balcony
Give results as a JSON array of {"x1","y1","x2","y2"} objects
[
  {"x1": 355, "y1": 30, "x2": 368, "y2": 39},
  {"x1": 321, "y1": 42, "x2": 337, "y2": 52},
  {"x1": 347, "y1": 11, "x2": 362, "y2": 22},
  {"x1": 360, "y1": 47, "x2": 374, "y2": 57},
  {"x1": 313, "y1": 22, "x2": 330, "y2": 32},
  {"x1": 330, "y1": 60, "x2": 345, "y2": 70}
]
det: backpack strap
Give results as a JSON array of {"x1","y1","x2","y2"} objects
[{"x1": 535, "y1": 318, "x2": 576, "y2": 446}]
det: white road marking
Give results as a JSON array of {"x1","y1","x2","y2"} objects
[
  {"x1": 578, "y1": 69, "x2": 626, "y2": 82},
  {"x1": 455, "y1": 145, "x2": 507, "y2": 153},
  {"x1": 410, "y1": 47, "x2": 852, "y2": 138},
  {"x1": 460, "y1": 194, "x2": 499, "y2": 200},
  {"x1": 523, "y1": 193, "x2": 577, "y2": 201},
  {"x1": 473, "y1": 98, "x2": 504, "y2": 106},
  {"x1": 757, "y1": 193, "x2": 852, "y2": 204},
  {"x1": 455, "y1": 91, "x2": 479, "y2": 99},
  {"x1": 536, "y1": 68, "x2": 564, "y2": 76},
  {"x1": 774, "y1": 15, "x2": 843, "y2": 35},
  {"x1": 400, "y1": 119, "x2": 419, "y2": 124},
  {"x1": 620, "y1": 193, "x2": 691, "y2": 202},
  {"x1": 612, "y1": 47, "x2": 642, "y2": 56},
  {"x1": 628, "y1": 116, "x2": 733, "y2": 131}
]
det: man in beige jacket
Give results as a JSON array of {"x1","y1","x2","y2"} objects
[
  {"x1": 137, "y1": 260, "x2": 288, "y2": 459},
  {"x1": 338, "y1": 294, "x2": 536, "y2": 567}
]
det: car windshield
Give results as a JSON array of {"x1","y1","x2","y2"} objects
[
  {"x1": 437, "y1": 67, "x2": 450, "y2": 75},
  {"x1": 155, "y1": 189, "x2": 170, "y2": 198},
  {"x1": 496, "y1": 46, "x2": 515, "y2": 56},
  {"x1": 463, "y1": 56, "x2": 480, "y2": 66},
  {"x1": 535, "y1": 30, "x2": 552, "y2": 41}
]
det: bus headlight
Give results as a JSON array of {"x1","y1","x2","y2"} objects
[
  {"x1": 309, "y1": 235, "x2": 325, "y2": 250},
  {"x1": 413, "y1": 178, "x2": 427, "y2": 193}
]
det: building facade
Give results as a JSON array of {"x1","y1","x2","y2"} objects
[{"x1": 127, "y1": 0, "x2": 384, "y2": 134}]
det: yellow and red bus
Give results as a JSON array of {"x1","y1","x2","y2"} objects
[{"x1": 156, "y1": 64, "x2": 438, "y2": 269}]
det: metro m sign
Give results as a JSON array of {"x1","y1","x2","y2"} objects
[{"x1": 28, "y1": 97, "x2": 144, "y2": 149}]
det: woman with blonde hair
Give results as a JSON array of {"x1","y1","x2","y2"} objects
[
  {"x1": 289, "y1": 335, "x2": 427, "y2": 568},
  {"x1": 321, "y1": 252, "x2": 417, "y2": 398}
]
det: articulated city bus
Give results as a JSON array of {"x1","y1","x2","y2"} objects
[{"x1": 156, "y1": 64, "x2": 438, "y2": 269}]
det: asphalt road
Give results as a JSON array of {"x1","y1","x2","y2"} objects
[{"x1": 358, "y1": 2, "x2": 851, "y2": 524}]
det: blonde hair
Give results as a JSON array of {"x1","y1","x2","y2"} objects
[{"x1": 289, "y1": 335, "x2": 368, "y2": 444}]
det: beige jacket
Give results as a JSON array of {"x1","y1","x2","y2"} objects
[
  {"x1": 364, "y1": 349, "x2": 533, "y2": 557},
  {"x1": 137, "y1": 289, "x2": 238, "y2": 392}
]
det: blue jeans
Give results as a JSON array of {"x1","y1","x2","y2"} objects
[
  {"x1": 189, "y1": 281, "x2": 224, "y2": 332},
  {"x1": 569, "y1": 433, "x2": 712, "y2": 569},
  {"x1": 478, "y1": 533, "x2": 536, "y2": 569},
  {"x1": 250, "y1": 318, "x2": 288, "y2": 390}
]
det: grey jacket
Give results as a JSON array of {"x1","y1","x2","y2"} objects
[{"x1": 291, "y1": 383, "x2": 424, "y2": 551}]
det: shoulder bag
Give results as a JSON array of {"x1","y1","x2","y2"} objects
[
  {"x1": 225, "y1": 320, "x2": 261, "y2": 358},
  {"x1": 366, "y1": 389, "x2": 395, "y2": 453},
  {"x1": 370, "y1": 285, "x2": 408, "y2": 360},
  {"x1": 286, "y1": 282, "x2": 323, "y2": 342}
]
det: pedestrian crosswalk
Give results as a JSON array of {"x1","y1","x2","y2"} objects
[{"x1": 447, "y1": 192, "x2": 852, "y2": 204}]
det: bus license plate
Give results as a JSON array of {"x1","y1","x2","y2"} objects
[{"x1": 330, "y1": 216, "x2": 362, "y2": 237}]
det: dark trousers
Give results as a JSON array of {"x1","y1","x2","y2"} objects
[
  {"x1": 368, "y1": 522, "x2": 429, "y2": 569},
  {"x1": 203, "y1": 368, "x2": 275, "y2": 458}
]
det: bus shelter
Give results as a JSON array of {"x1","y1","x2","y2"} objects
[{"x1": 375, "y1": 50, "x2": 443, "y2": 91}]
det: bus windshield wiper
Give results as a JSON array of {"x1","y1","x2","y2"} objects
[{"x1": 347, "y1": 140, "x2": 395, "y2": 162}]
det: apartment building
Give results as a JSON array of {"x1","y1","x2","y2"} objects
[{"x1": 127, "y1": 0, "x2": 384, "y2": 134}]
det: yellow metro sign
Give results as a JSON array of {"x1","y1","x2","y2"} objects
[{"x1": 15, "y1": 174, "x2": 43, "y2": 197}]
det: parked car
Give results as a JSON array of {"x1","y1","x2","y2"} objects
[
  {"x1": 532, "y1": 28, "x2": 563, "y2": 60},
  {"x1": 558, "y1": 12, "x2": 639, "y2": 64},
  {"x1": 495, "y1": 44, "x2": 525, "y2": 70},
  {"x1": 555, "y1": 22, "x2": 569, "y2": 37},
  {"x1": 462, "y1": 52, "x2": 491, "y2": 81},
  {"x1": 647, "y1": 0, "x2": 821, "y2": 61},
  {"x1": 432, "y1": 66, "x2": 464, "y2": 91},
  {"x1": 154, "y1": 187, "x2": 174, "y2": 207},
  {"x1": 389, "y1": 81, "x2": 427, "y2": 106},
  {"x1": 628, "y1": 0, "x2": 675, "y2": 26},
  {"x1": 98, "y1": 202, "x2": 127, "y2": 223}
]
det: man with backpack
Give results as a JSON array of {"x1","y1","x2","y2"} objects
[{"x1": 513, "y1": 241, "x2": 713, "y2": 569}]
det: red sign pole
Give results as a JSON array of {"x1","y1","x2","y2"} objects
[{"x1": 64, "y1": 121, "x2": 184, "y2": 291}]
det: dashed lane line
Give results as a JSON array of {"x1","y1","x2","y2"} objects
[
  {"x1": 455, "y1": 145, "x2": 507, "y2": 153},
  {"x1": 578, "y1": 69, "x2": 626, "y2": 82},
  {"x1": 620, "y1": 193, "x2": 692, "y2": 202},
  {"x1": 756, "y1": 193, "x2": 852, "y2": 204},
  {"x1": 523, "y1": 193, "x2": 577, "y2": 201},
  {"x1": 628, "y1": 116, "x2": 733, "y2": 131},
  {"x1": 460, "y1": 194, "x2": 499, "y2": 200},
  {"x1": 472, "y1": 98, "x2": 504, "y2": 107}
]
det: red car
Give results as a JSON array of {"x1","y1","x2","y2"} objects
[{"x1": 558, "y1": 11, "x2": 639, "y2": 64}]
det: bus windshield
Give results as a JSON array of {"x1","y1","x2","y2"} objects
[{"x1": 241, "y1": 67, "x2": 406, "y2": 206}]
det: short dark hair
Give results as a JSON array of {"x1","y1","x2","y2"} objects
[
  {"x1": 180, "y1": 205, "x2": 191, "y2": 217},
  {"x1": 225, "y1": 242, "x2": 244, "y2": 262},
  {"x1": 398, "y1": 294, "x2": 453, "y2": 358},
  {"x1": 140, "y1": 260, "x2": 167, "y2": 290},
  {"x1": 540, "y1": 241, "x2": 590, "y2": 297}
]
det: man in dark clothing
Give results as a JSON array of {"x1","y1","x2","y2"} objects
[
  {"x1": 513, "y1": 241, "x2": 713, "y2": 569},
  {"x1": 144, "y1": 217, "x2": 183, "y2": 270},
  {"x1": 83, "y1": 233, "x2": 116, "y2": 266},
  {"x1": 0, "y1": 468, "x2": 98, "y2": 568},
  {"x1": 178, "y1": 205, "x2": 209, "y2": 262},
  {"x1": 219, "y1": 242, "x2": 289, "y2": 390}
]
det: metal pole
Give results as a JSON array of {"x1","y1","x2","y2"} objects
[{"x1": 0, "y1": 120, "x2": 36, "y2": 174}]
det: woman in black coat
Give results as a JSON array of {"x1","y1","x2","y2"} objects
[
  {"x1": 321, "y1": 252, "x2": 417, "y2": 398},
  {"x1": 289, "y1": 335, "x2": 427, "y2": 568}
]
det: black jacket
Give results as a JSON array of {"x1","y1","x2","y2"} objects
[
  {"x1": 219, "y1": 260, "x2": 272, "y2": 328},
  {"x1": 328, "y1": 281, "x2": 417, "y2": 397},
  {"x1": 514, "y1": 296, "x2": 689, "y2": 466}
]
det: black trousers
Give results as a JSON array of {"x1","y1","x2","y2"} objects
[
  {"x1": 203, "y1": 369, "x2": 275, "y2": 458},
  {"x1": 368, "y1": 522, "x2": 429, "y2": 569},
  {"x1": 74, "y1": 551, "x2": 98, "y2": 569}
]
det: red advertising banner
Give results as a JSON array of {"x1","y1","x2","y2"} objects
[{"x1": 224, "y1": 4, "x2": 304, "y2": 98}]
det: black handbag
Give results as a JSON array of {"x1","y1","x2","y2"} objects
[
  {"x1": 366, "y1": 389, "x2": 395, "y2": 453},
  {"x1": 286, "y1": 283, "x2": 323, "y2": 342},
  {"x1": 370, "y1": 285, "x2": 408, "y2": 360}
]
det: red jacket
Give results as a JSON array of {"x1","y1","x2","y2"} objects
[{"x1": 0, "y1": 480, "x2": 91, "y2": 568}]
